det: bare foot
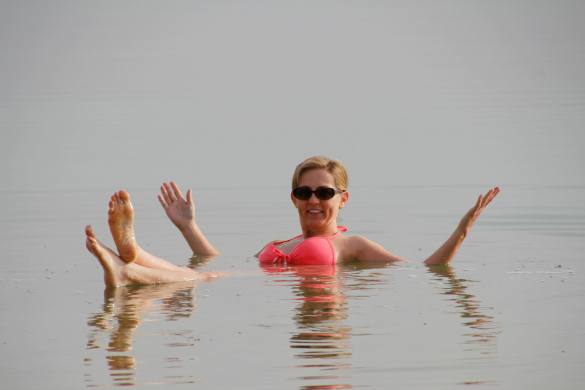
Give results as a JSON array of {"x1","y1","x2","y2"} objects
[
  {"x1": 107, "y1": 190, "x2": 138, "y2": 263},
  {"x1": 86, "y1": 225, "x2": 128, "y2": 287}
]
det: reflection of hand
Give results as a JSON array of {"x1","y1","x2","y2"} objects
[
  {"x1": 458, "y1": 187, "x2": 500, "y2": 237},
  {"x1": 157, "y1": 181, "x2": 195, "y2": 231}
]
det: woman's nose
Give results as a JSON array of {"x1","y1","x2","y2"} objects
[{"x1": 308, "y1": 193, "x2": 320, "y2": 203}]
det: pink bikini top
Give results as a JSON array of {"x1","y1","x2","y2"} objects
[{"x1": 258, "y1": 226, "x2": 347, "y2": 266}]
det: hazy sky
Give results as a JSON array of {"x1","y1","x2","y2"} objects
[{"x1": 2, "y1": 0, "x2": 584, "y2": 191}]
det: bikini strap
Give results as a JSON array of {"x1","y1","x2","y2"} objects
[{"x1": 271, "y1": 233, "x2": 304, "y2": 246}]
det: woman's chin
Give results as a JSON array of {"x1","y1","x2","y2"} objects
[
  {"x1": 302, "y1": 217, "x2": 330, "y2": 231},
  {"x1": 303, "y1": 215, "x2": 323, "y2": 223}
]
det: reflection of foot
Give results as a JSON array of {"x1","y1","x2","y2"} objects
[
  {"x1": 107, "y1": 190, "x2": 138, "y2": 263},
  {"x1": 86, "y1": 225, "x2": 128, "y2": 287},
  {"x1": 200, "y1": 271, "x2": 223, "y2": 281}
]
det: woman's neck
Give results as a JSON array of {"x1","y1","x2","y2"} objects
[{"x1": 301, "y1": 223, "x2": 338, "y2": 238}]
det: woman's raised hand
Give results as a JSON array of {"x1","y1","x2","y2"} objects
[
  {"x1": 458, "y1": 187, "x2": 500, "y2": 237},
  {"x1": 158, "y1": 181, "x2": 195, "y2": 231}
]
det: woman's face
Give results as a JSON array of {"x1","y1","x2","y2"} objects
[{"x1": 291, "y1": 168, "x2": 349, "y2": 235}]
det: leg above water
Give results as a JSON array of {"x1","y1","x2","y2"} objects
[
  {"x1": 85, "y1": 225, "x2": 215, "y2": 286},
  {"x1": 107, "y1": 190, "x2": 138, "y2": 263},
  {"x1": 85, "y1": 225, "x2": 129, "y2": 287}
]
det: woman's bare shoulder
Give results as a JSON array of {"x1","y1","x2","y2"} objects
[
  {"x1": 337, "y1": 234, "x2": 404, "y2": 263},
  {"x1": 335, "y1": 234, "x2": 371, "y2": 259}
]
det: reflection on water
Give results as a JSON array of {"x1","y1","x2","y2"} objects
[
  {"x1": 82, "y1": 261, "x2": 497, "y2": 388},
  {"x1": 427, "y1": 265, "x2": 497, "y2": 354},
  {"x1": 263, "y1": 265, "x2": 352, "y2": 389},
  {"x1": 262, "y1": 263, "x2": 392, "y2": 390},
  {"x1": 263, "y1": 262, "x2": 497, "y2": 389},
  {"x1": 84, "y1": 282, "x2": 198, "y2": 388}
]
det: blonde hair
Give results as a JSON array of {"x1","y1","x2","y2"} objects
[{"x1": 291, "y1": 156, "x2": 349, "y2": 191}]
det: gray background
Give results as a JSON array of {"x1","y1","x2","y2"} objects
[{"x1": 2, "y1": 0, "x2": 584, "y2": 191}]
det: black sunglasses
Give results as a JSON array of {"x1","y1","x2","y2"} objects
[{"x1": 292, "y1": 186, "x2": 344, "y2": 201}]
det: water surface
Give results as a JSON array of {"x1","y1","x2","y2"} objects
[{"x1": 1, "y1": 185, "x2": 583, "y2": 389}]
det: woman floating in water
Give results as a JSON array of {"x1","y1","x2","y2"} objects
[{"x1": 85, "y1": 156, "x2": 499, "y2": 286}]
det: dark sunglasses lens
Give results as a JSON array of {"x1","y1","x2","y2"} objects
[
  {"x1": 293, "y1": 187, "x2": 312, "y2": 200},
  {"x1": 315, "y1": 187, "x2": 335, "y2": 200}
]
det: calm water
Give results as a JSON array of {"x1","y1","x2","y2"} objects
[{"x1": 1, "y1": 185, "x2": 583, "y2": 389}]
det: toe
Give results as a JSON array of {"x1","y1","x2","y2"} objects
[
  {"x1": 118, "y1": 190, "x2": 130, "y2": 202},
  {"x1": 86, "y1": 236, "x2": 97, "y2": 252},
  {"x1": 85, "y1": 225, "x2": 94, "y2": 237}
]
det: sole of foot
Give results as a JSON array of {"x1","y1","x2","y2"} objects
[{"x1": 107, "y1": 190, "x2": 138, "y2": 263}]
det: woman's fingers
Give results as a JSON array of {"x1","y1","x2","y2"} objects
[
  {"x1": 471, "y1": 187, "x2": 500, "y2": 222},
  {"x1": 481, "y1": 189, "x2": 492, "y2": 207},
  {"x1": 461, "y1": 187, "x2": 500, "y2": 234},
  {"x1": 474, "y1": 194, "x2": 482, "y2": 212},
  {"x1": 490, "y1": 186, "x2": 501, "y2": 201},
  {"x1": 163, "y1": 182, "x2": 177, "y2": 202},
  {"x1": 160, "y1": 181, "x2": 192, "y2": 208},
  {"x1": 160, "y1": 184, "x2": 172, "y2": 204},
  {"x1": 481, "y1": 187, "x2": 500, "y2": 209},
  {"x1": 186, "y1": 188, "x2": 193, "y2": 206},
  {"x1": 473, "y1": 194, "x2": 483, "y2": 218},
  {"x1": 170, "y1": 181, "x2": 184, "y2": 201},
  {"x1": 157, "y1": 194, "x2": 168, "y2": 209}
]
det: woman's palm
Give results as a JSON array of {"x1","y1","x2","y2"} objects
[{"x1": 157, "y1": 182, "x2": 195, "y2": 230}]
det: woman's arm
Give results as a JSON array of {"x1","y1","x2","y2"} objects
[
  {"x1": 158, "y1": 181, "x2": 220, "y2": 257},
  {"x1": 423, "y1": 187, "x2": 499, "y2": 265},
  {"x1": 348, "y1": 187, "x2": 499, "y2": 265}
]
